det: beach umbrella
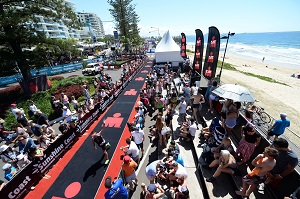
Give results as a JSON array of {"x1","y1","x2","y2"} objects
[{"x1": 212, "y1": 84, "x2": 255, "y2": 102}]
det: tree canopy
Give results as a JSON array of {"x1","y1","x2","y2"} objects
[
  {"x1": 107, "y1": 0, "x2": 141, "y2": 51},
  {"x1": 0, "y1": 0, "x2": 80, "y2": 79}
]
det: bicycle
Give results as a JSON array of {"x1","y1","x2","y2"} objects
[{"x1": 253, "y1": 106, "x2": 272, "y2": 128}]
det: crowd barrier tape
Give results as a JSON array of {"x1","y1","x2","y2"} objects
[{"x1": 0, "y1": 60, "x2": 145, "y2": 199}]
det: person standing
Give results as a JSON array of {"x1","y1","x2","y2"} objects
[
  {"x1": 131, "y1": 127, "x2": 145, "y2": 156},
  {"x1": 120, "y1": 138, "x2": 140, "y2": 164},
  {"x1": 267, "y1": 113, "x2": 290, "y2": 140},
  {"x1": 104, "y1": 176, "x2": 128, "y2": 199},
  {"x1": 265, "y1": 138, "x2": 298, "y2": 188},
  {"x1": 145, "y1": 160, "x2": 161, "y2": 184},
  {"x1": 91, "y1": 122, "x2": 111, "y2": 165},
  {"x1": 121, "y1": 155, "x2": 138, "y2": 190},
  {"x1": 178, "y1": 97, "x2": 187, "y2": 125},
  {"x1": 236, "y1": 147, "x2": 278, "y2": 197}
]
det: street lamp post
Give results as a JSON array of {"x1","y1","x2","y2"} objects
[
  {"x1": 150, "y1": 26, "x2": 160, "y2": 36},
  {"x1": 219, "y1": 31, "x2": 235, "y2": 79}
]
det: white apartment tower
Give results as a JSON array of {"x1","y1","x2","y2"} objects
[{"x1": 76, "y1": 12, "x2": 105, "y2": 39}]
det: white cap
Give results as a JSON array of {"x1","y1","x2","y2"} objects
[
  {"x1": 186, "y1": 115, "x2": 192, "y2": 119},
  {"x1": 0, "y1": 145, "x2": 9, "y2": 152},
  {"x1": 137, "y1": 101, "x2": 143, "y2": 106},
  {"x1": 63, "y1": 106, "x2": 67, "y2": 109},
  {"x1": 280, "y1": 113, "x2": 287, "y2": 117},
  {"x1": 2, "y1": 163, "x2": 11, "y2": 170},
  {"x1": 16, "y1": 153, "x2": 25, "y2": 160}
]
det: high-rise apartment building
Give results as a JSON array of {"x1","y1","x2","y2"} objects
[{"x1": 76, "y1": 12, "x2": 105, "y2": 39}]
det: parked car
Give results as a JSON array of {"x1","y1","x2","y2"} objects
[{"x1": 82, "y1": 63, "x2": 103, "y2": 76}]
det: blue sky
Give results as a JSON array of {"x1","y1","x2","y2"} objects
[{"x1": 70, "y1": 0, "x2": 300, "y2": 37}]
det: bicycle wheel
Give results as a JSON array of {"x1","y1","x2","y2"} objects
[{"x1": 260, "y1": 112, "x2": 271, "y2": 123}]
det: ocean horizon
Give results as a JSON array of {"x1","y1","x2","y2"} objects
[{"x1": 186, "y1": 31, "x2": 300, "y2": 68}]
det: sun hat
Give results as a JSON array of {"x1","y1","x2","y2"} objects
[
  {"x1": 0, "y1": 118, "x2": 5, "y2": 123},
  {"x1": 123, "y1": 155, "x2": 131, "y2": 164},
  {"x1": 16, "y1": 153, "x2": 25, "y2": 160},
  {"x1": 104, "y1": 176, "x2": 112, "y2": 188},
  {"x1": 0, "y1": 145, "x2": 9, "y2": 152},
  {"x1": 2, "y1": 163, "x2": 11, "y2": 171},
  {"x1": 10, "y1": 104, "x2": 17, "y2": 107},
  {"x1": 147, "y1": 184, "x2": 156, "y2": 192}
]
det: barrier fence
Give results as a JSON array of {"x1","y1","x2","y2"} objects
[{"x1": 0, "y1": 60, "x2": 144, "y2": 199}]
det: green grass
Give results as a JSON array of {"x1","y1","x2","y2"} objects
[
  {"x1": 241, "y1": 71, "x2": 289, "y2": 86},
  {"x1": 219, "y1": 61, "x2": 288, "y2": 86},
  {"x1": 3, "y1": 76, "x2": 96, "y2": 129}
]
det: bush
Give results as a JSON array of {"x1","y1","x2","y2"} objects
[
  {"x1": 0, "y1": 85, "x2": 25, "y2": 104},
  {"x1": 53, "y1": 84, "x2": 84, "y2": 100},
  {"x1": 49, "y1": 76, "x2": 64, "y2": 81}
]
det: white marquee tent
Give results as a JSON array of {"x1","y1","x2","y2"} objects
[{"x1": 155, "y1": 30, "x2": 184, "y2": 64}]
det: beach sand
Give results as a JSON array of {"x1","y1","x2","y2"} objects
[{"x1": 186, "y1": 45, "x2": 300, "y2": 142}]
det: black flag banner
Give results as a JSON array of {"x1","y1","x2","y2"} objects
[
  {"x1": 180, "y1": 33, "x2": 187, "y2": 59},
  {"x1": 192, "y1": 29, "x2": 204, "y2": 78},
  {"x1": 203, "y1": 26, "x2": 220, "y2": 79}
]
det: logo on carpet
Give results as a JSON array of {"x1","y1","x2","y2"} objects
[
  {"x1": 124, "y1": 89, "x2": 137, "y2": 96},
  {"x1": 135, "y1": 77, "x2": 144, "y2": 81},
  {"x1": 104, "y1": 113, "x2": 123, "y2": 128},
  {"x1": 141, "y1": 70, "x2": 148, "y2": 73},
  {"x1": 51, "y1": 182, "x2": 81, "y2": 199}
]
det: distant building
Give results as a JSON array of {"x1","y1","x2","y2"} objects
[
  {"x1": 32, "y1": 0, "x2": 105, "y2": 41},
  {"x1": 76, "y1": 12, "x2": 105, "y2": 39}
]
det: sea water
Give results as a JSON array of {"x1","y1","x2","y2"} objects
[{"x1": 186, "y1": 31, "x2": 300, "y2": 68}]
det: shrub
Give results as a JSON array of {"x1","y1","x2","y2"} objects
[
  {"x1": 0, "y1": 85, "x2": 25, "y2": 104},
  {"x1": 53, "y1": 84, "x2": 84, "y2": 100},
  {"x1": 49, "y1": 76, "x2": 64, "y2": 81}
]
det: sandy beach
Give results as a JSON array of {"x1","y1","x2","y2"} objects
[{"x1": 186, "y1": 45, "x2": 300, "y2": 142}]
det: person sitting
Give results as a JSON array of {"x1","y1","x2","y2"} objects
[
  {"x1": 199, "y1": 117, "x2": 221, "y2": 139},
  {"x1": 62, "y1": 106, "x2": 72, "y2": 123},
  {"x1": 16, "y1": 153, "x2": 31, "y2": 168},
  {"x1": 38, "y1": 135, "x2": 51, "y2": 149},
  {"x1": 0, "y1": 118, "x2": 18, "y2": 144},
  {"x1": 2, "y1": 163, "x2": 17, "y2": 181},
  {"x1": 0, "y1": 145, "x2": 18, "y2": 168},
  {"x1": 179, "y1": 117, "x2": 197, "y2": 141},
  {"x1": 41, "y1": 125, "x2": 57, "y2": 142},
  {"x1": 16, "y1": 111, "x2": 33, "y2": 136},
  {"x1": 206, "y1": 150, "x2": 237, "y2": 182}
]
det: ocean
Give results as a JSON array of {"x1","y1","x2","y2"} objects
[{"x1": 186, "y1": 31, "x2": 300, "y2": 68}]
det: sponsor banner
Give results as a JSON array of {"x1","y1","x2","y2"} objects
[
  {"x1": 19, "y1": 75, "x2": 52, "y2": 95},
  {"x1": 192, "y1": 29, "x2": 204, "y2": 78},
  {"x1": 0, "y1": 130, "x2": 79, "y2": 199},
  {"x1": 0, "y1": 59, "x2": 146, "y2": 199},
  {"x1": 202, "y1": 26, "x2": 220, "y2": 79},
  {"x1": 180, "y1": 33, "x2": 187, "y2": 59}
]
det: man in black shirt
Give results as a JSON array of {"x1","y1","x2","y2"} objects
[{"x1": 36, "y1": 110, "x2": 50, "y2": 127}]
